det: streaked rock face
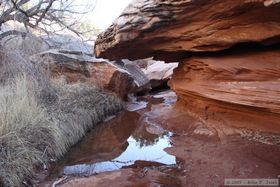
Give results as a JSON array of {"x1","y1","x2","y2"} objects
[
  {"x1": 171, "y1": 49, "x2": 280, "y2": 113},
  {"x1": 95, "y1": 0, "x2": 280, "y2": 61},
  {"x1": 94, "y1": 0, "x2": 280, "y2": 133},
  {"x1": 169, "y1": 48, "x2": 280, "y2": 133}
]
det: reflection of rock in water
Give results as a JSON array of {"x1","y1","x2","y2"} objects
[
  {"x1": 51, "y1": 112, "x2": 140, "y2": 174},
  {"x1": 109, "y1": 112, "x2": 140, "y2": 144},
  {"x1": 132, "y1": 121, "x2": 169, "y2": 148},
  {"x1": 47, "y1": 90, "x2": 177, "y2": 178}
]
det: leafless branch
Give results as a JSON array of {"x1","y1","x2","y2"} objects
[
  {"x1": 0, "y1": 0, "x2": 98, "y2": 40},
  {"x1": 35, "y1": 0, "x2": 54, "y2": 26},
  {"x1": 0, "y1": 30, "x2": 26, "y2": 40}
]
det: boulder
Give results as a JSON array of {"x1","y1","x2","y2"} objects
[
  {"x1": 132, "y1": 57, "x2": 154, "y2": 68},
  {"x1": 142, "y1": 60, "x2": 178, "y2": 89},
  {"x1": 95, "y1": 0, "x2": 280, "y2": 61},
  {"x1": 41, "y1": 34, "x2": 94, "y2": 55},
  {"x1": 30, "y1": 49, "x2": 147, "y2": 99},
  {"x1": 0, "y1": 26, "x2": 93, "y2": 57},
  {"x1": 114, "y1": 59, "x2": 151, "y2": 93},
  {"x1": 0, "y1": 33, "x2": 49, "y2": 57}
]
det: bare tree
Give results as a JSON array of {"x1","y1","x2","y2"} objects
[{"x1": 0, "y1": 0, "x2": 97, "y2": 40}]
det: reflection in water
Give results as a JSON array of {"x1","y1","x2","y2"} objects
[
  {"x1": 50, "y1": 90, "x2": 177, "y2": 177},
  {"x1": 63, "y1": 132, "x2": 174, "y2": 176},
  {"x1": 132, "y1": 122, "x2": 169, "y2": 148}
]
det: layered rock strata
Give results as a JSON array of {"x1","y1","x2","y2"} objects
[
  {"x1": 94, "y1": 0, "x2": 280, "y2": 133},
  {"x1": 95, "y1": 0, "x2": 280, "y2": 61},
  {"x1": 169, "y1": 48, "x2": 280, "y2": 133}
]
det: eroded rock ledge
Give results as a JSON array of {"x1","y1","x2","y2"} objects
[
  {"x1": 94, "y1": 0, "x2": 280, "y2": 133},
  {"x1": 169, "y1": 48, "x2": 280, "y2": 133},
  {"x1": 95, "y1": 0, "x2": 280, "y2": 61}
]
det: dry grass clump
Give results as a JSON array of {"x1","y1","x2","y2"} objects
[
  {"x1": 46, "y1": 79, "x2": 124, "y2": 158},
  {"x1": 0, "y1": 76, "x2": 57, "y2": 186},
  {"x1": 0, "y1": 48, "x2": 123, "y2": 186},
  {"x1": 0, "y1": 47, "x2": 48, "y2": 87},
  {"x1": 0, "y1": 77, "x2": 123, "y2": 186}
]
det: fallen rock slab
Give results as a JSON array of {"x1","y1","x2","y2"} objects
[
  {"x1": 114, "y1": 59, "x2": 151, "y2": 93},
  {"x1": 30, "y1": 50, "x2": 146, "y2": 99}
]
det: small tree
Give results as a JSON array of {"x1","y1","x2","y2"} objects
[{"x1": 0, "y1": 0, "x2": 98, "y2": 40}]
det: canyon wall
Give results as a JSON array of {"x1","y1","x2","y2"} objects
[
  {"x1": 95, "y1": 0, "x2": 280, "y2": 133},
  {"x1": 170, "y1": 48, "x2": 280, "y2": 133}
]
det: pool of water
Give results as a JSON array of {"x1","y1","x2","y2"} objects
[
  {"x1": 48, "y1": 90, "x2": 177, "y2": 177},
  {"x1": 63, "y1": 132, "x2": 175, "y2": 175}
]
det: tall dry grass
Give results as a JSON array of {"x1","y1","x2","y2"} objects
[
  {"x1": 0, "y1": 76, "x2": 56, "y2": 186},
  {"x1": 0, "y1": 39, "x2": 123, "y2": 186},
  {"x1": 0, "y1": 76, "x2": 123, "y2": 187},
  {"x1": 47, "y1": 79, "x2": 124, "y2": 158}
]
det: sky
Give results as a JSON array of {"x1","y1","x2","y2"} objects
[{"x1": 89, "y1": 0, "x2": 132, "y2": 31}]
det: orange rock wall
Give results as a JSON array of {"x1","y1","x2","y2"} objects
[
  {"x1": 94, "y1": 0, "x2": 280, "y2": 132},
  {"x1": 169, "y1": 49, "x2": 280, "y2": 133}
]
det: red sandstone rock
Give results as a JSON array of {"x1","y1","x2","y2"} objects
[
  {"x1": 95, "y1": 0, "x2": 280, "y2": 61},
  {"x1": 169, "y1": 49, "x2": 280, "y2": 133},
  {"x1": 94, "y1": 0, "x2": 280, "y2": 133},
  {"x1": 30, "y1": 49, "x2": 147, "y2": 99},
  {"x1": 170, "y1": 49, "x2": 280, "y2": 113}
]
